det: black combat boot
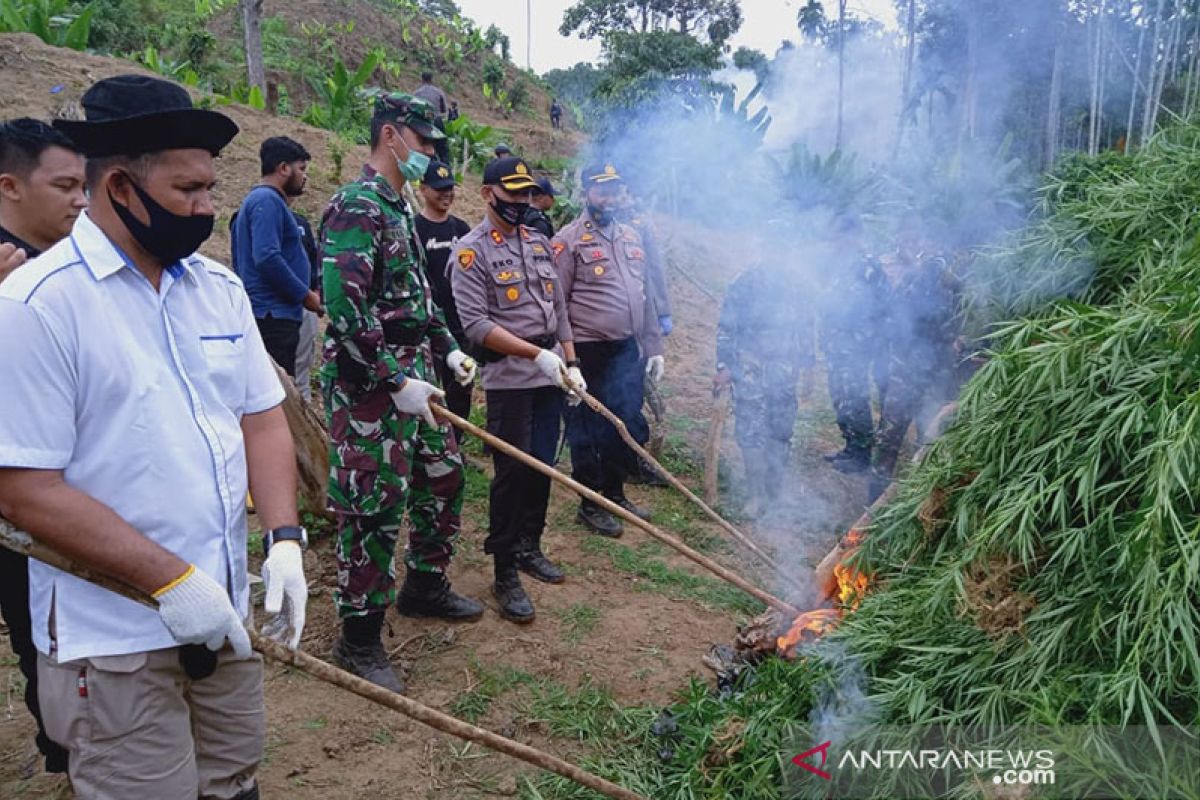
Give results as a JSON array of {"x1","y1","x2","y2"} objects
[
  {"x1": 515, "y1": 537, "x2": 565, "y2": 584},
  {"x1": 396, "y1": 570, "x2": 484, "y2": 621},
  {"x1": 331, "y1": 613, "x2": 405, "y2": 693},
  {"x1": 232, "y1": 784, "x2": 260, "y2": 800},
  {"x1": 829, "y1": 446, "x2": 871, "y2": 475},
  {"x1": 606, "y1": 495, "x2": 651, "y2": 521},
  {"x1": 576, "y1": 501, "x2": 623, "y2": 536},
  {"x1": 493, "y1": 560, "x2": 535, "y2": 623},
  {"x1": 628, "y1": 458, "x2": 670, "y2": 487}
]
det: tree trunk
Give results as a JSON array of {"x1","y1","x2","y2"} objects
[
  {"x1": 1141, "y1": 0, "x2": 1167, "y2": 145},
  {"x1": 959, "y1": 0, "x2": 980, "y2": 147},
  {"x1": 240, "y1": 0, "x2": 267, "y2": 97},
  {"x1": 1150, "y1": 6, "x2": 1183, "y2": 134},
  {"x1": 892, "y1": 0, "x2": 918, "y2": 158},
  {"x1": 1047, "y1": 15, "x2": 1064, "y2": 166},
  {"x1": 1126, "y1": 6, "x2": 1148, "y2": 152},
  {"x1": 836, "y1": 0, "x2": 846, "y2": 150}
]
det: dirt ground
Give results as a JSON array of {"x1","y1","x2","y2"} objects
[{"x1": 0, "y1": 34, "x2": 872, "y2": 798}]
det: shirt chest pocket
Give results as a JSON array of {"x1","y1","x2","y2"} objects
[
  {"x1": 576, "y1": 246, "x2": 612, "y2": 283},
  {"x1": 621, "y1": 242, "x2": 646, "y2": 278},
  {"x1": 199, "y1": 334, "x2": 247, "y2": 410},
  {"x1": 533, "y1": 261, "x2": 558, "y2": 301},
  {"x1": 492, "y1": 269, "x2": 532, "y2": 308},
  {"x1": 381, "y1": 222, "x2": 411, "y2": 263}
]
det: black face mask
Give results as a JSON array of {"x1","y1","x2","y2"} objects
[
  {"x1": 588, "y1": 204, "x2": 615, "y2": 227},
  {"x1": 491, "y1": 196, "x2": 529, "y2": 227},
  {"x1": 110, "y1": 177, "x2": 214, "y2": 266}
]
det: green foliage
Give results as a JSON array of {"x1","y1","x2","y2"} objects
[
  {"x1": 560, "y1": 0, "x2": 742, "y2": 49},
  {"x1": 443, "y1": 113, "x2": 496, "y2": 175},
  {"x1": 483, "y1": 22, "x2": 509, "y2": 60},
  {"x1": 595, "y1": 29, "x2": 722, "y2": 103},
  {"x1": 1, "y1": 0, "x2": 95, "y2": 50},
  {"x1": 301, "y1": 50, "x2": 381, "y2": 139}
]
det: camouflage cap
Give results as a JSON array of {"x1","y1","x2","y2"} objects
[{"x1": 373, "y1": 92, "x2": 445, "y2": 140}]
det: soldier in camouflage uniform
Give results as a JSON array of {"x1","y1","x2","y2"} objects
[
  {"x1": 321, "y1": 93, "x2": 483, "y2": 693},
  {"x1": 820, "y1": 217, "x2": 890, "y2": 473},
  {"x1": 715, "y1": 246, "x2": 816, "y2": 517},
  {"x1": 867, "y1": 229, "x2": 962, "y2": 502}
]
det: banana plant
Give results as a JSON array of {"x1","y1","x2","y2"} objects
[
  {"x1": 444, "y1": 114, "x2": 497, "y2": 175},
  {"x1": 303, "y1": 49, "x2": 381, "y2": 135},
  {"x1": 0, "y1": 0, "x2": 95, "y2": 51}
]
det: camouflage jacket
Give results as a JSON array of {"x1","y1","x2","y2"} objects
[
  {"x1": 320, "y1": 165, "x2": 458, "y2": 392},
  {"x1": 716, "y1": 265, "x2": 815, "y2": 380}
]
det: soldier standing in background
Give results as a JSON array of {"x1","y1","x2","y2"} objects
[
  {"x1": 715, "y1": 234, "x2": 815, "y2": 518},
  {"x1": 321, "y1": 94, "x2": 482, "y2": 694},
  {"x1": 821, "y1": 217, "x2": 889, "y2": 474},
  {"x1": 554, "y1": 162, "x2": 664, "y2": 536},
  {"x1": 414, "y1": 159, "x2": 474, "y2": 428},
  {"x1": 868, "y1": 225, "x2": 962, "y2": 502},
  {"x1": 451, "y1": 156, "x2": 583, "y2": 623}
]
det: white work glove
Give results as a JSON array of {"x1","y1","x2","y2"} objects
[
  {"x1": 446, "y1": 350, "x2": 476, "y2": 386},
  {"x1": 390, "y1": 377, "x2": 445, "y2": 427},
  {"x1": 534, "y1": 348, "x2": 569, "y2": 390},
  {"x1": 261, "y1": 542, "x2": 307, "y2": 650},
  {"x1": 155, "y1": 565, "x2": 252, "y2": 658},
  {"x1": 645, "y1": 355, "x2": 665, "y2": 383},
  {"x1": 565, "y1": 365, "x2": 586, "y2": 407}
]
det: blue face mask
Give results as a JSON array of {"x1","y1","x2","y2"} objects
[{"x1": 391, "y1": 137, "x2": 430, "y2": 183}]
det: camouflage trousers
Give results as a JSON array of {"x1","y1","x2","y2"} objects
[
  {"x1": 733, "y1": 366, "x2": 799, "y2": 502},
  {"x1": 872, "y1": 361, "x2": 957, "y2": 479},
  {"x1": 326, "y1": 386, "x2": 464, "y2": 619}
]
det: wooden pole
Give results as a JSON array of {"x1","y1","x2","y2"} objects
[
  {"x1": 704, "y1": 385, "x2": 730, "y2": 507},
  {"x1": 275, "y1": 363, "x2": 330, "y2": 518},
  {"x1": 570, "y1": 382, "x2": 802, "y2": 594},
  {"x1": 432, "y1": 406, "x2": 801, "y2": 617},
  {"x1": 0, "y1": 521, "x2": 645, "y2": 800}
]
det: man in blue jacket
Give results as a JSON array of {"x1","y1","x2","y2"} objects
[{"x1": 233, "y1": 136, "x2": 323, "y2": 375}]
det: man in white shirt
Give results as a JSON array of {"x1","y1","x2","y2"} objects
[{"x1": 0, "y1": 74, "x2": 308, "y2": 800}]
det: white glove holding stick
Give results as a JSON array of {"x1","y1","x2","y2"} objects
[
  {"x1": 534, "y1": 348, "x2": 570, "y2": 390},
  {"x1": 261, "y1": 542, "x2": 307, "y2": 650},
  {"x1": 390, "y1": 377, "x2": 445, "y2": 427},
  {"x1": 565, "y1": 365, "x2": 586, "y2": 407},
  {"x1": 645, "y1": 355, "x2": 665, "y2": 383},
  {"x1": 154, "y1": 565, "x2": 252, "y2": 657},
  {"x1": 446, "y1": 350, "x2": 477, "y2": 386}
]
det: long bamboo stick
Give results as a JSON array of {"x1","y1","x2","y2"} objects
[
  {"x1": 0, "y1": 520, "x2": 644, "y2": 800},
  {"x1": 570, "y1": 381, "x2": 803, "y2": 595},
  {"x1": 432, "y1": 406, "x2": 801, "y2": 617}
]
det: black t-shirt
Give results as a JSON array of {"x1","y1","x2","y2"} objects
[
  {"x1": 415, "y1": 213, "x2": 472, "y2": 336},
  {"x1": 0, "y1": 224, "x2": 41, "y2": 259}
]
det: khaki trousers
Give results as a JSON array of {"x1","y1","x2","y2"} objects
[{"x1": 37, "y1": 646, "x2": 264, "y2": 800}]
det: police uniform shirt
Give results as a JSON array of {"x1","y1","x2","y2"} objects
[
  {"x1": 450, "y1": 218, "x2": 572, "y2": 391},
  {"x1": 552, "y1": 208, "x2": 663, "y2": 357}
]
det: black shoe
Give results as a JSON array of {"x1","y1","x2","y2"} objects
[
  {"x1": 493, "y1": 566, "x2": 535, "y2": 623},
  {"x1": 607, "y1": 496, "x2": 651, "y2": 521},
  {"x1": 628, "y1": 460, "x2": 670, "y2": 487},
  {"x1": 396, "y1": 570, "x2": 484, "y2": 621},
  {"x1": 515, "y1": 549, "x2": 565, "y2": 584},
  {"x1": 830, "y1": 451, "x2": 870, "y2": 474},
  {"x1": 576, "y1": 503, "x2": 623, "y2": 536},
  {"x1": 331, "y1": 635, "x2": 406, "y2": 693}
]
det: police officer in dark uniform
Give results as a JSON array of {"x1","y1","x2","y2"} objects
[
  {"x1": 553, "y1": 162, "x2": 663, "y2": 535},
  {"x1": 450, "y1": 157, "x2": 582, "y2": 622}
]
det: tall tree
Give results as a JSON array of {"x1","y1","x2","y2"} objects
[
  {"x1": 239, "y1": 0, "x2": 265, "y2": 98},
  {"x1": 560, "y1": 0, "x2": 743, "y2": 48}
]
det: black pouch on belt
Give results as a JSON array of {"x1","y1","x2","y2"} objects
[{"x1": 179, "y1": 643, "x2": 218, "y2": 680}]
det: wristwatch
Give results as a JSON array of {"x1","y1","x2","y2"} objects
[{"x1": 263, "y1": 525, "x2": 308, "y2": 556}]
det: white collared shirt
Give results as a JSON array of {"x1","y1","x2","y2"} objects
[{"x1": 0, "y1": 213, "x2": 284, "y2": 662}]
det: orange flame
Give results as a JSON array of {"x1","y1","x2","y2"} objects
[{"x1": 776, "y1": 550, "x2": 872, "y2": 658}]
